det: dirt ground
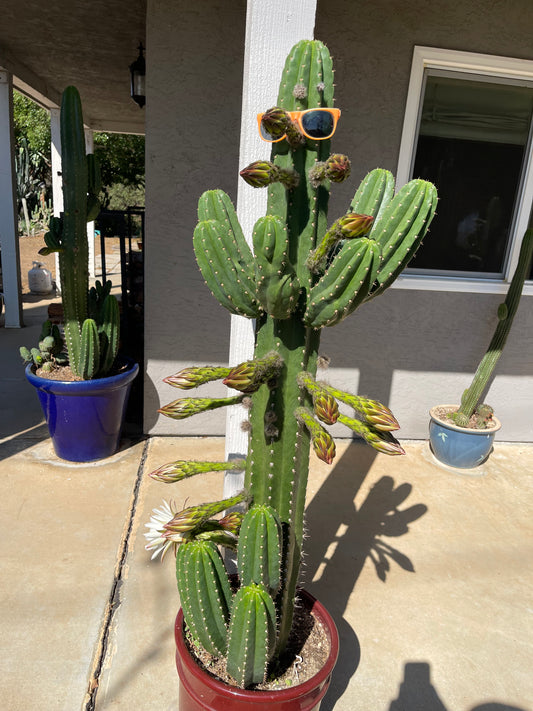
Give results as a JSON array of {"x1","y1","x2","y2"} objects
[
  {"x1": 17, "y1": 231, "x2": 56, "y2": 294},
  {"x1": 15, "y1": 231, "x2": 121, "y2": 295}
]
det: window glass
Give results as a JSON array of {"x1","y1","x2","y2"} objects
[{"x1": 408, "y1": 73, "x2": 533, "y2": 277}]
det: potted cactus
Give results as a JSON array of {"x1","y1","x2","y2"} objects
[
  {"x1": 429, "y1": 227, "x2": 533, "y2": 469},
  {"x1": 145, "y1": 40, "x2": 437, "y2": 708},
  {"x1": 21, "y1": 86, "x2": 138, "y2": 462}
]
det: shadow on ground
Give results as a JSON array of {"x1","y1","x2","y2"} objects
[
  {"x1": 302, "y1": 443, "x2": 427, "y2": 710},
  {"x1": 388, "y1": 661, "x2": 527, "y2": 711}
]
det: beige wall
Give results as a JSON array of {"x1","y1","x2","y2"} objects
[{"x1": 145, "y1": 0, "x2": 533, "y2": 441}]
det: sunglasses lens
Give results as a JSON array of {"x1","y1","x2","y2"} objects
[{"x1": 301, "y1": 110, "x2": 335, "y2": 138}]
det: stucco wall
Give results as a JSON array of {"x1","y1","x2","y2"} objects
[
  {"x1": 144, "y1": 0, "x2": 246, "y2": 435},
  {"x1": 145, "y1": 0, "x2": 533, "y2": 441}
]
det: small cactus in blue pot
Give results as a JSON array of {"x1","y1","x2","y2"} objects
[
  {"x1": 146, "y1": 40, "x2": 437, "y2": 689},
  {"x1": 20, "y1": 86, "x2": 120, "y2": 379}
]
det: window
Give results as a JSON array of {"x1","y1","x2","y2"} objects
[{"x1": 396, "y1": 47, "x2": 533, "y2": 293}]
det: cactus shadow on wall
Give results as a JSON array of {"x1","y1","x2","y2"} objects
[{"x1": 303, "y1": 442, "x2": 427, "y2": 711}]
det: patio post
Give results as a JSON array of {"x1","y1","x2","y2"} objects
[
  {"x1": 50, "y1": 108, "x2": 63, "y2": 293},
  {"x1": 0, "y1": 69, "x2": 23, "y2": 327},
  {"x1": 223, "y1": 0, "x2": 318, "y2": 498}
]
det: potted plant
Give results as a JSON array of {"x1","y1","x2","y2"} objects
[
  {"x1": 144, "y1": 39, "x2": 437, "y2": 708},
  {"x1": 20, "y1": 86, "x2": 138, "y2": 462},
  {"x1": 429, "y1": 227, "x2": 533, "y2": 469}
]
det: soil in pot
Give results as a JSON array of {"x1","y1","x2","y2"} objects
[{"x1": 431, "y1": 405, "x2": 499, "y2": 431}]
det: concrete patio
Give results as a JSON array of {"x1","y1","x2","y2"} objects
[{"x1": 1, "y1": 297, "x2": 532, "y2": 711}]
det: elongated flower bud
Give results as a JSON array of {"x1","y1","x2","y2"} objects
[
  {"x1": 163, "y1": 366, "x2": 231, "y2": 389},
  {"x1": 295, "y1": 407, "x2": 336, "y2": 464},
  {"x1": 338, "y1": 414, "x2": 405, "y2": 455},
  {"x1": 164, "y1": 492, "x2": 247, "y2": 538},
  {"x1": 223, "y1": 352, "x2": 283, "y2": 393},
  {"x1": 218, "y1": 511, "x2": 244, "y2": 535},
  {"x1": 313, "y1": 391, "x2": 339, "y2": 425},
  {"x1": 260, "y1": 106, "x2": 291, "y2": 139},
  {"x1": 335, "y1": 212, "x2": 374, "y2": 240},
  {"x1": 150, "y1": 458, "x2": 246, "y2": 483},
  {"x1": 316, "y1": 382, "x2": 400, "y2": 431},
  {"x1": 306, "y1": 213, "x2": 374, "y2": 273},
  {"x1": 325, "y1": 154, "x2": 351, "y2": 183},
  {"x1": 158, "y1": 394, "x2": 244, "y2": 420},
  {"x1": 240, "y1": 161, "x2": 281, "y2": 188}
]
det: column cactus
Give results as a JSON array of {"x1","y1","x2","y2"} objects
[
  {"x1": 32, "y1": 86, "x2": 120, "y2": 379},
  {"x1": 146, "y1": 40, "x2": 438, "y2": 689},
  {"x1": 450, "y1": 227, "x2": 533, "y2": 428}
]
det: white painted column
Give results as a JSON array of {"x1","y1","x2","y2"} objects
[
  {"x1": 223, "y1": 0, "x2": 318, "y2": 498},
  {"x1": 0, "y1": 70, "x2": 23, "y2": 327},
  {"x1": 84, "y1": 128, "x2": 96, "y2": 279},
  {"x1": 50, "y1": 108, "x2": 63, "y2": 293}
]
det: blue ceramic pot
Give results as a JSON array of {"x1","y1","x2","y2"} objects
[
  {"x1": 26, "y1": 357, "x2": 139, "y2": 462},
  {"x1": 429, "y1": 405, "x2": 501, "y2": 469}
]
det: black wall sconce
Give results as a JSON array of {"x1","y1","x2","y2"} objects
[{"x1": 130, "y1": 42, "x2": 146, "y2": 108}]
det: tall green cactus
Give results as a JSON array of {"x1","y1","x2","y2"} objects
[
  {"x1": 145, "y1": 40, "x2": 438, "y2": 689},
  {"x1": 36, "y1": 86, "x2": 120, "y2": 379},
  {"x1": 451, "y1": 227, "x2": 533, "y2": 428}
]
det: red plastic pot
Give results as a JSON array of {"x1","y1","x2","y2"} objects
[{"x1": 175, "y1": 589, "x2": 339, "y2": 711}]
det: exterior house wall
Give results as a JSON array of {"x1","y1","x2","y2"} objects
[{"x1": 145, "y1": 0, "x2": 533, "y2": 441}]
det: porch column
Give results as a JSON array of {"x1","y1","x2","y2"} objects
[
  {"x1": 223, "y1": 0, "x2": 318, "y2": 497},
  {"x1": 50, "y1": 108, "x2": 63, "y2": 293},
  {"x1": 0, "y1": 69, "x2": 23, "y2": 327},
  {"x1": 84, "y1": 128, "x2": 96, "y2": 279}
]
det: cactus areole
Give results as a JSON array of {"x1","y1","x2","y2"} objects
[{"x1": 146, "y1": 40, "x2": 437, "y2": 693}]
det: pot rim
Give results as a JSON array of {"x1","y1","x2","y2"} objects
[
  {"x1": 429, "y1": 404, "x2": 501, "y2": 434},
  {"x1": 25, "y1": 356, "x2": 139, "y2": 394},
  {"x1": 175, "y1": 588, "x2": 339, "y2": 702}
]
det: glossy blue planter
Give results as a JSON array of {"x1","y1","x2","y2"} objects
[
  {"x1": 429, "y1": 405, "x2": 501, "y2": 469},
  {"x1": 26, "y1": 358, "x2": 139, "y2": 462}
]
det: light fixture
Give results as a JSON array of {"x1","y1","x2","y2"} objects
[{"x1": 129, "y1": 42, "x2": 146, "y2": 108}]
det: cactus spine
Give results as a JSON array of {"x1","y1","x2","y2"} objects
[
  {"x1": 31, "y1": 87, "x2": 120, "y2": 379},
  {"x1": 146, "y1": 40, "x2": 437, "y2": 689},
  {"x1": 452, "y1": 227, "x2": 533, "y2": 426}
]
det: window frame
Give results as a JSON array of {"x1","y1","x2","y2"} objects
[{"x1": 396, "y1": 46, "x2": 533, "y2": 295}]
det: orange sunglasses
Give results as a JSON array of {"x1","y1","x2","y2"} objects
[{"x1": 257, "y1": 108, "x2": 341, "y2": 142}]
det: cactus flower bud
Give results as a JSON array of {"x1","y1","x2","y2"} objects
[
  {"x1": 312, "y1": 428, "x2": 336, "y2": 464},
  {"x1": 295, "y1": 406, "x2": 336, "y2": 464},
  {"x1": 223, "y1": 352, "x2": 283, "y2": 393},
  {"x1": 260, "y1": 106, "x2": 291, "y2": 139},
  {"x1": 313, "y1": 391, "x2": 339, "y2": 425},
  {"x1": 158, "y1": 395, "x2": 244, "y2": 420},
  {"x1": 338, "y1": 414, "x2": 405, "y2": 455},
  {"x1": 240, "y1": 160, "x2": 281, "y2": 188},
  {"x1": 150, "y1": 458, "x2": 246, "y2": 483},
  {"x1": 163, "y1": 366, "x2": 231, "y2": 389},
  {"x1": 334, "y1": 212, "x2": 374, "y2": 240},
  {"x1": 164, "y1": 493, "x2": 246, "y2": 536},
  {"x1": 325, "y1": 154, "x2": 351, "y2": 183}
]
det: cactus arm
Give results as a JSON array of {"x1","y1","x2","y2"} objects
[
  {"x1": 193, "y1": 220, "x2": 260, "y2": 317},
  {"x1": 78, "y1": 319, "x2": 100, "y2": 380},
  {"x1": 97, "y1": 294, "x2": 120, "y2": 376},
  {"x1": 237, "y1": 505, "x2": 282, "y2": 594},
  {"x1": 176, "y1": 540, "x2": 232, "y2": 656},
  {"x1": 253, "y1": 215, "x2": 300, "y2": 319},
  {"x1": 457, "y1": 227, "x2": 533, "y2": 420},
  {"x1": 227, "y1": 583, "x2": 277, "y2": 687},
  {"x1": 366, "y1": 179, "x2": 438, "y2": 299},
  {"x1": 350, "y1": 167, "x2": 395, "y2": 221},
  {"x1": 304, "y1": 237, "x2": 381, "y2": 328}
]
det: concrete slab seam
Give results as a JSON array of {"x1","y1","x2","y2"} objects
[{"x1": 83, "y1": 437, "x2": 150, "y2": 711}]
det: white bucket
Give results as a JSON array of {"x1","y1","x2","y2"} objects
[{"x1": 28, "y1": 261, "x2": 53, "y2": 294}]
